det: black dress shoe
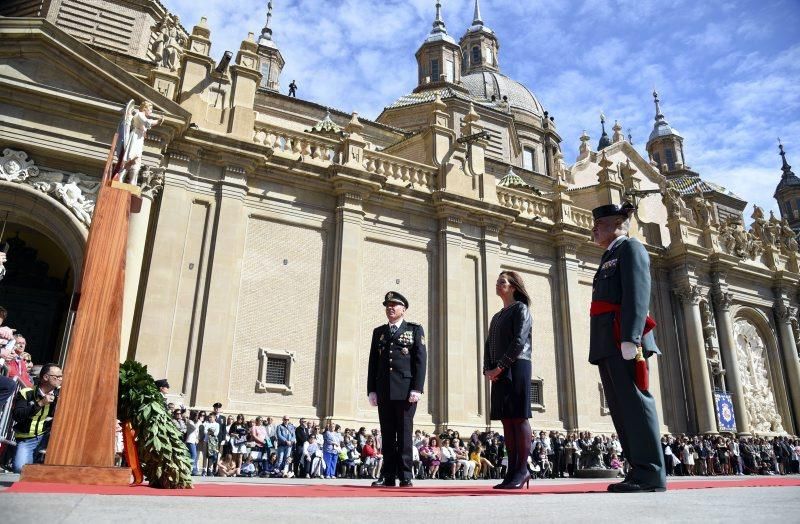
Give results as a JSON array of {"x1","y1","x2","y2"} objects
[
  {"x1": 608, "y1": 481, "x2": 666, "y2": 493},
  {"x1": 371, "y1": 479, "x2": 396, "y2": 487},
  {"x1": 399, "y1": 480, "x2": 413, "y2": 487}
]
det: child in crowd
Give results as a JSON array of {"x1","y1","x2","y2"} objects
[
  {"x1": 205, "y1": 428, "x2": 219, "y2": 476},
  {"x1": 239, "y1": 456, "x2": 257, "y2": 477}
]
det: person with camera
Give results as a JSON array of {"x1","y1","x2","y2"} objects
[{"x1": 12, "y1": 363, "x2": 62, "y2": 472}]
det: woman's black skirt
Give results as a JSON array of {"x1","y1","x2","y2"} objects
[{"x1": 490, "y1": 358, "x2": 532, "y2": 420}]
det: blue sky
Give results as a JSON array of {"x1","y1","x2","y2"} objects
[{"x1": 168, "y1": 0, "x2": 800, "y2": 216}]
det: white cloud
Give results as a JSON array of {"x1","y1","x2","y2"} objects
[{"x1": 161, "y1": 0, "x2": 800, "y2": 216}]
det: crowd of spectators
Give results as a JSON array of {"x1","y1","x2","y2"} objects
[
  {"x1": 0, "y1": 303, "x2": 61, "y2": 473},
  {"x1": 167, "y1": 409, "x2": 800, "y2": 481}
]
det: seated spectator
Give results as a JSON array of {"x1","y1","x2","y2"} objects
[
  {"x1": 239, "y1": 456, "x2": 257, "y2": 477},
  {"x1": 217, "y1": 453, "x2": 237, "y2": 477},
  {"x1": 454, "y1": 439, "x2": 475, "y2": 479},
  {"x1": 302, "y1": 435, "x2": 323, "y2": 478},
  {"x1": 361, "y1": 435, "x2": 382, "y2": 479},
  {"x1": 440, "y1": 438, "x2": 457, "y2": 479},
  {"x1": 609, "y1": 453, "x2": 623, "y2": 471},
  {"x1": 262, "y1": 452, "x2": 283, "y2": 478},
  {"x1": 471, "y1": 444, "x2": 491, "y2": 479},
  {"x1": 12, "y1": 363, "x2": 61, "y2": 472}
]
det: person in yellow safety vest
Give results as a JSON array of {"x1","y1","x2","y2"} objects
[{"x1": 12, "y1": 363, "x2": 62, "y2": 472}]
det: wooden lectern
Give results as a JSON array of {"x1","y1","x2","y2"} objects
[{"x1": 20, "y1": 146, "x2": 139, "y2": 485}]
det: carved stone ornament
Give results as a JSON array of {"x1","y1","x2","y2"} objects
[
  {"x1": 712, "y1": 290, "x2": 734, "y2": 311},
  {"x1": 151, "y1": 13, "x2": 186, "y2": 72},
  {"x1": 689, "y1": 187, "x2": 717, "y2": 229},
  {"x1": 733, "y1": 318, "x2": 785, "y2": 433},
  {"x1": 139, "y1": 166, "x2": 165, "y2": 198},
  {"x1": 0, "y1": 148, "x2": 39, "y2": 182},
  {"x1": 1, "y1": 149, "x2": 99, "y2": 226},
  {"x1": 774, "y1": 299, "x2": 792, "y2": 325},
  {"x1": 675, "y1": 284, "x2": 703, "y2": 305},
  {"x1": 718, "y1": 217, "x2": 763, "y2": 260}
]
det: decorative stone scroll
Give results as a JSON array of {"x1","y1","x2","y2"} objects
[{"x1": 733, "y1": 318, "x2": 785, "y2": 433}]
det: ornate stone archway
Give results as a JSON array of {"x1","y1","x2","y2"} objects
[
  {"x1": 733, "y1": 314, "x2": 785, "y2": 434},
  {"x1": 0, "y1": 148, "x2": 93, "y2": 283}
]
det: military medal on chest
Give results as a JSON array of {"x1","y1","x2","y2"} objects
[{"x1": 399, "y1": 330, "x2": 414, "y2": 346}]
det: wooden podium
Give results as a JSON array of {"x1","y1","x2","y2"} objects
[{"x1": 20, "y1": 182, "x2": 135, "y2": 485}]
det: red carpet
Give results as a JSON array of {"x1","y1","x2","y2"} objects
[{"x1": 5, "y1": 477, "x2": 800, "y2": 497}]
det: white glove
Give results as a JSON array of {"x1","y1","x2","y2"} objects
[
  {"x1": 0, "y1": 326, "x2": 13, "y2": 341},
  {"x1": 368, "y1": 392, "x2": 378, "y2": 407},
  {"x1": 621, "y1": 342, "x2": 638, "y2": 361},
  {"x1": 408, "y1": 390, "x2": 421, "y2": 403}
]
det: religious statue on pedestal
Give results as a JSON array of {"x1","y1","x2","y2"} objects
[{"x1": 114, "y1": 100, "x2": 164, "y2": 186}]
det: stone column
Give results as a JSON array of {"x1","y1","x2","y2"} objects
[
  {"x1": 435, "y1": 214, "x2": 464, "y2": 430},
  {"x1": 711, "y1": 285, "x2": 750, "y2": 435},
  {"x1": 120, "y1": 171, "x2": 164, "y2": 362},
  {"x1": 479, "y1": 222, "x2": 502, "y2": 428},
  {"x1": 192, "y1": 165, "x2": 248, "y2": 407},
  {"x1": 774, "y1": 298, "x2": 800, "y2": 433},
  {"x1": 554, "y1": 240, "x2": 581, "y2": 431},
  {"x1": 676, "y1": 285, "x2": 717, "y2": 434},
  {"x1": 324, "y1": 186, "x2": 366, "y2": 424}
]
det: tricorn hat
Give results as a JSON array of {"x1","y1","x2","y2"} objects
[
  {"x1": 592, "y1": 201, "x2": 637, "y2": 220},
  {"x1": 383, "y1": 291, "x2": 409, "y2": 309}
]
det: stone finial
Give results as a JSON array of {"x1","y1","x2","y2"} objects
[
  {"x1": 432, "y1": 92, "x2": 447, "y2": 112},
  {"x1": 463, "y1": 102, "x2": 480, "y2": 124},
  {"x1": 612, "y1": 119, "x2": 624, "y2": 143},
  {"x1": 193, "y1": 16, "x2": 210, "y2": 37},
  {"x1": 345, "y1": 112, "x2": 364, "y2": 135}
]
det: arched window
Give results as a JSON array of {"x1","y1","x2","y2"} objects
[{"x1": 471, "y1": 46, "x2": 481, "y2": 66}]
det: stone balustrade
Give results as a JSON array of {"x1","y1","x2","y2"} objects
[
  {"x1": 253, "y1": 125, "x2": 339, "y2": 165},
  {"x1": 362, "y1": 150, "x2": 435, "y2": 190},
  {"x1": 496, "y1": 186, "x2": 554, "y2": 223}
]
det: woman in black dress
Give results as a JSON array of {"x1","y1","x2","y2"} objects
[{"x1": 483, "y1": 270, "x2": 533, "y2": 489}]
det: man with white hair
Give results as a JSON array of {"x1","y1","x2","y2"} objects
[{"x1": 589, "y1": 202, "x2": 665, "y2": 493}]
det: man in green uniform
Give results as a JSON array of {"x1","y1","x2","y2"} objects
[{"x1": 589, "y1": 202, "x2": 666, "y2": 493}]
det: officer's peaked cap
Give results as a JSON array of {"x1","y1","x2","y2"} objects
[
  {"x1": 383, "y1": 291, "x2": 409, "y2": 308},
  {"x1": 592, "y1": 201, "x2": 636, "y2": 220}
]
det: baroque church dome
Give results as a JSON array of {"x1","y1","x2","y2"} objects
[{"x1": 461, "y1": 70, "x2": 544, "y2": 117}]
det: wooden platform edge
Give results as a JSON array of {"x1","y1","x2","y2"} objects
[{"x1": 20, "y1": 464, "x2": 132, "y2": 486}]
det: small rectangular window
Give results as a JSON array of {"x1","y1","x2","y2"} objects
[
  {"x1": 257, "y1": 348, "x2": 295, "y2": 393},
  {"x1": 446, "y1": 59, "x2": 454, "y2": 82},
  {"x1": 530, "y1": 378, "x2": 544, "y2": 411},
  {"x1": 430, "y1": 59, "x2": 440, "y2": 81},
  {"x1": 653, "y1": 152, "x2": 661, "y2": 168},
  {"x1": 472, "y1": 46, "x2": 481, "y2": 65},
  {"x1": 260, "y1": 61, "x2": 271, "y2": 88},
  {"x1": 523, "y1": 148, "x2": 534, "y2": 171},
  {"x1": 665, "y1": 148, "x2": 676, "y2": 170}
]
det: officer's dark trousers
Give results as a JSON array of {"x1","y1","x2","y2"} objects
[
  {"x1": 377, "y1": 399, "x2": 416, "y2": 482},
  {"x1": 598, "y1": 353, "x2": 666, "y2": 488}
]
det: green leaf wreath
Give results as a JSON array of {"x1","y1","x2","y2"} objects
[{"x1": 118, "y1": 360, "x2": 193, "y2": 489}]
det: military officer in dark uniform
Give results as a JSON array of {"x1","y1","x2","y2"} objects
[
  {"x1": 367, "y1": 291, "x2": 427, "y2": 487},
  {"x1": 589, "y1": 202, "x2": 666, "y2": 493}
]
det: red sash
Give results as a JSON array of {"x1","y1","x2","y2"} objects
[
  {"x1": 590, "y1": 301, "x2": 655, "y2": 391},
  {"x1": 589, "y1": 301, "x2": 656, "y2": 349}
]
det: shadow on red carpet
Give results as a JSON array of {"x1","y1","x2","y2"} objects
[{"x1": 5, "y1": 477, "x2": 800, "y2": 497}]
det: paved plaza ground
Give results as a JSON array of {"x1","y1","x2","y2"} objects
[{"x1": 2, "y1": 473, "x2": 799, "y2": 523}]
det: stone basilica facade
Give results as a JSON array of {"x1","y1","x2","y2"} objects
[{"x1": 1, "y1": 0, "x2": 799, "y2": 436}]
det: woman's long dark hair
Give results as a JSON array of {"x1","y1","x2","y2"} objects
[{"x1": 500, "y1": 270, "x2": 531, "y2": 306}]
